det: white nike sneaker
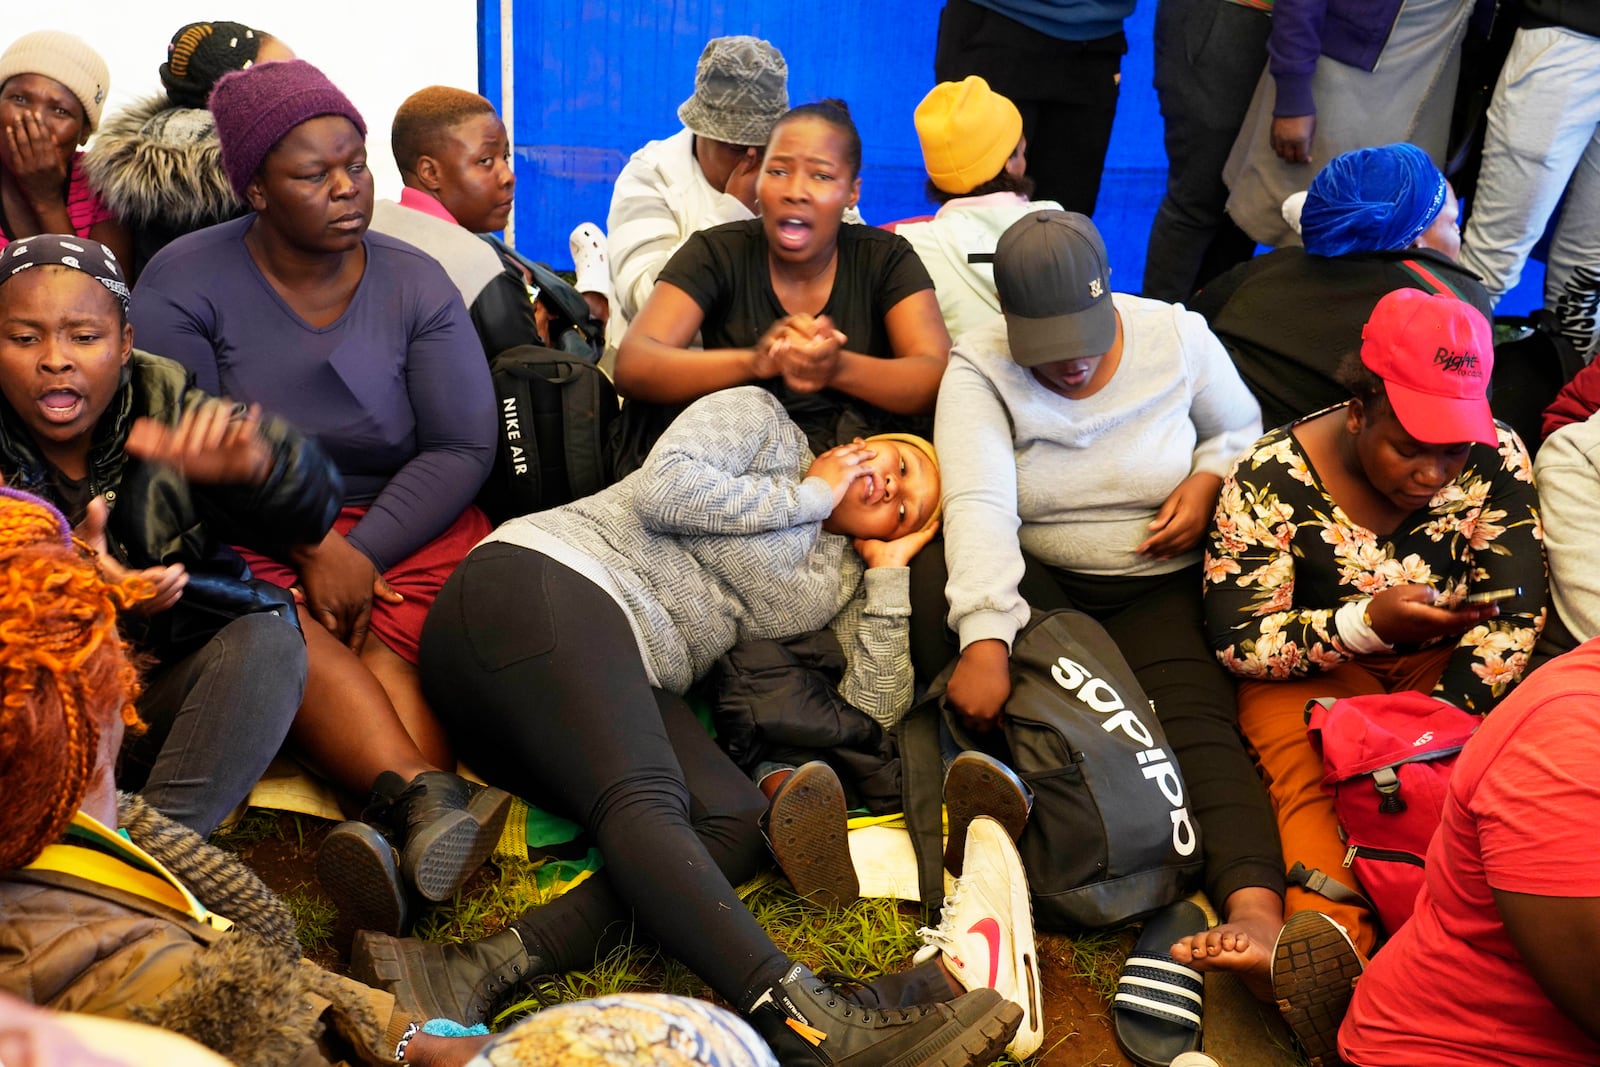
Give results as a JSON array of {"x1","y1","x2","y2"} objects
[{"x1": 913, "y1": 815, "x2": 1043, "y2": 1058}]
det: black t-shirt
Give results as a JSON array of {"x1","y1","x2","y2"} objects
[{"x1": 655, "y1": 219, "x2": 935, "y2": 451}]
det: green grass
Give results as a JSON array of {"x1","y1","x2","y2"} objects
[
  {"x1": 212, "y1": 808, "x2": 290, "y2": 850},
  {"x1": 279, "y1": 882, "x2": 339, "y2": 955},
  {"x1": 1059, "y1": 927, "x2": 1134, "y2": 1003},
  {"x1": 233, "y1": 811, "x2": 1155, "y2": 1065}
]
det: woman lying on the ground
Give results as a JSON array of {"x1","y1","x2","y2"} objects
[
  {"x1": 353, "y1": 386, "x2": 1019, "y2": 1067},
  {"x1": 127, "y1": 60, "x2": 507, "y2": 900},
  {"x1": 1198, "y1": 288, "x2": 1546, "y2": 997},
  {"x1": 614, "y1": 100, "x2": 950, "y2": 456},
  {"x1": 0, "y1": 31, "x2": 131, "y2": 264},
  {"x1": 82, "y1": 20, "x2": 295, "y2": 279},
  {"x1": 920, "y1": 209, "x2": 1289, "y2": 999},
  {"x1": 0, "y1": 487, "x2": 493, "y2": 1067}
]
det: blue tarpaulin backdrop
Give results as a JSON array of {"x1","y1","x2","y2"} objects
[
  {"x1": 481, "y1": 0, "x2": 1164, "y2": 286},
  {"x1": 481, "y1": 1, "x2": 1543, "y2": 311}
]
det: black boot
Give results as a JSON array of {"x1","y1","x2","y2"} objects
[
  {"x1": 317, "y1": 819, "x2": 412, "y2": 937},
  {"x1": 747, "y1": 963, "x2": 1020, "y2": 1067},
  {"x1": 377, "y1": 771, "x2": 513, "y2": 901},
  {"x1": 351, "y1": 927, "x2": 540, "y2": 1027}
]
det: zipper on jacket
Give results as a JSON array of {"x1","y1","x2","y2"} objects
[{"x1": 1343, "y1": 845, "x2": 1424, "y2": 868}]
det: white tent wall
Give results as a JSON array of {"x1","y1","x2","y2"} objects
[{"x1": 6, "y1": 4, "x2": 479, "y2": 200}]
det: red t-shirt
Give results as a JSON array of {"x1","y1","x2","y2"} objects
[{"x1": 1340, "y1": 639, "x2": 1600, "y2": 1066}]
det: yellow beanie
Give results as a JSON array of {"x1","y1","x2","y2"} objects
[
  {"x1": 865, "y1": 432, "x2": 941, "y2": 532},
  {"x1": 914, "y1": 76, "x2": 1023, "y2": 196}
]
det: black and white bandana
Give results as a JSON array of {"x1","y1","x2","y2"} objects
[{"x1": 0, "y1": 235, "x2": 131, "y2": 312}]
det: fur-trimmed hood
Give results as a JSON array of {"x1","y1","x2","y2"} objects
[
  {"x1": 81, "y1": 94, "x2": 243, "y2": 228},
  {"x1": 0, "y1": 797, "x2": 397, "y2": 1067}
]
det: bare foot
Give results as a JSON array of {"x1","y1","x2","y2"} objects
[{"x1": 1171, "y1": 888, "x2": 1283, "y2": 1002}]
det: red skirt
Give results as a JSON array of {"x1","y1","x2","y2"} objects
[{"x1": 235, "y1": 505, "x2": 492, "y2": 664}]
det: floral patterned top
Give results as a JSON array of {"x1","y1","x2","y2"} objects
[{"x1": 1204, "y1": 411, "x2": 1547, "y2": 712}]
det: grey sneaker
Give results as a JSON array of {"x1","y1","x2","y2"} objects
[{"x1": 351, "y1": 927, "x2": 540, "y2": 1027}]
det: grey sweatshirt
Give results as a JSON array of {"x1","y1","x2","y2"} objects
[
  {"x1": 937, "y1": 293, "x2": 1263, "y2": 651},
  {"x1": 487, "y1": 387, "x2": 864, "y2": 693},
  {"x1": 1535, "y1": 412, "x2": 1600, "y2": 643}
]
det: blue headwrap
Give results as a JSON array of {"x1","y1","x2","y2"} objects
[{"x1": 1300, "y1": 143, "x2": 1449, "y2": 258}]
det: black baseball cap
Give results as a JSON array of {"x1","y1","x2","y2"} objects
[{"x1": 994, "y1": 210, "x2": 1115, "y2": 367}]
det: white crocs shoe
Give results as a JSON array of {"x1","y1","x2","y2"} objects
[
  {"x1": 568, "y1": 221, "x2": 611, "y2": 299},
  {"x1": 913, "y1": 815, "x2": 1043, "y2": 1058}
]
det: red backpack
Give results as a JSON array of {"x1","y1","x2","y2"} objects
[{"x1": 1296, "y1": 692, "x2": 1480, "y2": 936}]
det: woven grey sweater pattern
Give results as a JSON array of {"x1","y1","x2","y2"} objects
[{"x1": 489, "y1": 387, "x2": 863, "y2": 692}]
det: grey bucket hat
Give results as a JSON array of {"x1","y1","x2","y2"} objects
[{"x1": 677, "y1": 36, "x2": 788, "y2": 147}]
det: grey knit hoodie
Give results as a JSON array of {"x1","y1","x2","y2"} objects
[{"x1": 486, "y1": 387, "x2": 863, "y2": 693}]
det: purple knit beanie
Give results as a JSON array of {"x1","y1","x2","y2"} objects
[{"x1": 209, "y1": 58, "x2": 366, "y2": 200}]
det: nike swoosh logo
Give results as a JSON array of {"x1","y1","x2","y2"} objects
[{"x1": 971, "y1": 917, "x2": 1002, "y2": 989}]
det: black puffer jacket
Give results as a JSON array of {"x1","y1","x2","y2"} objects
[
  {"x1": 709, "y1": 631, "x2": 902, "y2": 814},
  {"x1": 0, "y1": 350, "x2": 342, "y2": 661}
]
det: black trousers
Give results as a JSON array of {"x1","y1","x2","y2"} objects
[
  {"x1": 910, "y1": 547, "x2": 1286, "y2": 905},
  {"x1": 934, "y1": 0, "x2": 1125, "y2": 216},
  {"x1": 419, "y1": 544, "x2": 783, "y2": 1006},
  {"x1": 1142, "y1": 0, "x2": 1271, "y2": 302}
]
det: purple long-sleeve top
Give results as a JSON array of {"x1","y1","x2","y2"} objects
[
  {"x1": 129, "y1": 215, "x2": 496, "y2": 572},
  {"x1": 1267, "y1": 0, "x2": 1494, "y2": 118}
]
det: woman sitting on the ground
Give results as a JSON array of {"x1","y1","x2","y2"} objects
[
  {"x1": 614, "y1": 100, "x2": 950, "y2": 456},
  {"x1": 1191, "y1": 142, "x2": 1486, "y2": 430},
  {"x1": 0, "y1": 234, "x2": 335, "y2": 836},
  {"x1": 1531, "y1": 410, "x2": 1600, "y2": 664},
  {"x1": 1200, "y1": 288, "x2": 1546, "y2": 998},
  {"x1": 0, "y1": 235, "x2": 504, "y2": 894},
  {"x1": 367, "y1": 385, "x2": 1020, "y2": 1066},
  {"x1": 923, "y1": 209, "x2": 1290, "y2": 997},
  {"x1": 0, "y1": 30, "x2": 131, "y2": 264},
  {"x1": 82, "y1": 20, "x2": 295, "y2": 280},
  {"x1": 126, "y1": 61, "x2": 506, "y2": 903}
]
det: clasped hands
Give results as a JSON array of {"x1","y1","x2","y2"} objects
[{"x1": 753, "y1": 314, "x2": 848, "y2": 394}]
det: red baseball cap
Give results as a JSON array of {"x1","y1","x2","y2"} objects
[{"x1": 1360, "y1": 289, "x2": 1496, "y2": 446}]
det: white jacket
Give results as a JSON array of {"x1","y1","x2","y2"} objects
[{"x1": 894, "y1": 194, "x2": 1061, "y2": 343}]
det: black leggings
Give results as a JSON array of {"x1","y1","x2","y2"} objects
[
  {"x1": 419, "y1": 543, "x2": 785, "y2": 1006},
  {"x1": 910, "y1": 547, "x2": 1286, "y2": 905}
]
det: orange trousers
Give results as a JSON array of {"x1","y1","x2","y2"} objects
[{"x1": 1234, "y1": 645, "x2": 1454, "y2": 954}]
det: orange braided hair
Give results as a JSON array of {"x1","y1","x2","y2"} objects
[
  {"x1": 0, "y1": 490, "x2": 150, "y2": 869},
  {"x1": 166, "y1": 22, "x2": 214, "y2": 79}
]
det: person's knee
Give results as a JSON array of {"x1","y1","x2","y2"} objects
[
  {"x1": 588, "y1": 771, "x2": 693, "y2": 838},
  {"x1": 698, "y1": 782, "x2": 769, "y2": 884},
  {"x1": 215, "y1": 612, "x2": 310, "y2": 691}
]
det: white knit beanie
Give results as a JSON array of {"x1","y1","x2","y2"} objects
[{"x1": 0, "y1": 30, "x2": 111, "y2": 133}]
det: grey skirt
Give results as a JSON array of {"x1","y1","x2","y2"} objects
[{"x1": 1223, "y1": 0, "x2": 1473, "y2": 246}]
